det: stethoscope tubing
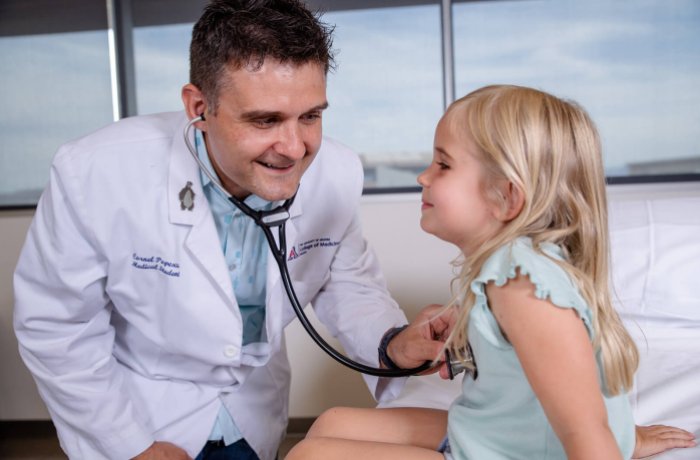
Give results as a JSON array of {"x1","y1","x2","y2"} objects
[{"x1": 183, "y1": 116, "x2": 433, "y2": 377}]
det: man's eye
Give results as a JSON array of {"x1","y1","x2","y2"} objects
[
  {"x1": 254, "y1": 118, "x2": 277, "y2": 127},
  {"x1": 301, "y1": 113, "x2": 321, "y2": 123}
]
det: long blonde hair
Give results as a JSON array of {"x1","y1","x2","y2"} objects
[{"x1": 444, "y1": 85, "x2": 638, "y2": 395}]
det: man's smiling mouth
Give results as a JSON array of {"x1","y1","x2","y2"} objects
[{"x1": 258, "y1": 161, "x2": 294, "y2": 170}]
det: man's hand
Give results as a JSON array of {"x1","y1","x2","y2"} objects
[
  {"x1": 132, "y1": 441, "x2": 192, "y2": 460},
  {"x1": 386, "y1": 304, "x2": 457, "y2": 374},
  {"x1": 632, "y1": 424, "x2": 696, "y2": 458}
]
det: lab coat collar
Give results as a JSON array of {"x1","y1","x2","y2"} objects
[{"x1": 169, "y1": 114, "x2": 208, "y2": 227}]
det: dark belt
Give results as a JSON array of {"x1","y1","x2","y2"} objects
[
  {"x1": 197, "y1": 437, "x2": 261, "y2": 460},
  {"x1": 204, "y1": 439, "x2": 226, "y2": 448}
]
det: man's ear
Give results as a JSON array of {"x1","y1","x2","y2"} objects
[
  {"x1": 181, "y1": 83, "x2": 208, "y2": 131},
  {"x1": 495, "y1": 181, "x2": 525, "y2": 222}
]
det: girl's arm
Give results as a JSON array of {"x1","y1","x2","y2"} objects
[{"x1": 487, "y1": 273, "x2": 623, "y2": 460}]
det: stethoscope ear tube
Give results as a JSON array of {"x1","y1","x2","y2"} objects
[{"x1": 266, "y1": 220, "x2": 433, "y2": 377}]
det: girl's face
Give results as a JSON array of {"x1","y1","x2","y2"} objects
[{"x1": 417, "y1": 117, "x2": 504, "y2": 255}]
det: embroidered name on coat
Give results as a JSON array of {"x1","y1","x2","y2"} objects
[{"x1": 132, "y1": 253, "x2": 181, "y2": 277}]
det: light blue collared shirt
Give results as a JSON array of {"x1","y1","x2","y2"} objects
[{"x1": 194, "y1": 130, "x2": 273, "y2": 445}]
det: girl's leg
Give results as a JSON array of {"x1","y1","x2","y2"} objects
[
  {"x1": 285, "y1": 436, "x2": 445, "y2": 460},
  {"x1": 306, "y1": 406, "x2": 447, "y2": 449},
  {"x1": 284, "y1": 406, "x2": 448, "y2": 459}
]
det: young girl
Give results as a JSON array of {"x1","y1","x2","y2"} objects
[{"x1": 285, "y1": 85, "x2": 696, "y2": 459}]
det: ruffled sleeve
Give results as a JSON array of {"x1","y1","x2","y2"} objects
[{"x1": 469, "y1": 237, "x2": 594, "y2": 347}]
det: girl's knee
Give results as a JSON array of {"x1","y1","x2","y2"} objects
[
  {"x1": 307, "y1": 406, "x2": 358, "y2": 438},
  {"x1": 285, "y1": 437, "x2": 325, "y2": 460}
]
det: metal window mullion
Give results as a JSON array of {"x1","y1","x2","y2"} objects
[
  {"x1": 440, "y1": 0, "x2": 455, "y2": 111},
  {"x1": 106, "y1": 0, "x2": 137, "y2": 120}
]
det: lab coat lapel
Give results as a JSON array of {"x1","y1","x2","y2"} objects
[
  {"x1": 168, "y1": 114, "x2": 237, "y2": 306},
  {"x1": 169, "y1": 114, "x2": 204, "y2": 227}
]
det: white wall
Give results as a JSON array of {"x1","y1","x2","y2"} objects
[
  {"x1": 2, "y1": 182, "x2": 699, "y2": 420},
  {"x1": 286, "y1": 193, "x2": 458, "y2": 417},
  {"x1": 0, "y1": 209, "x2": 48, "y2": 419}
]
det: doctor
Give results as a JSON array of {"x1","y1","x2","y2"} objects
[{"x1": 13, "y1": 1, "x2": 449, "y2": 459}]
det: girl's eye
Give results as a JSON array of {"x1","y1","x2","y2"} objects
[{"x1": 437, "y1": 161, "x2": 449, "y2": 170}]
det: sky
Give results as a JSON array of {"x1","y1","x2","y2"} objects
[{"x1": 1, "y1": 0, "x2": 699, "y2": 203}]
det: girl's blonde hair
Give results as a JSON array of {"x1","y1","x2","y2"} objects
[{"x1": 444, "y1": 85, "x2": 638, "y2": 395}]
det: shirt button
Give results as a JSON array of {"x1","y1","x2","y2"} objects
[{"x1": 223, "y1": 345, "x2": 239, "y2": 358}]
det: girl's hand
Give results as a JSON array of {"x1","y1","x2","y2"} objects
[{"x1": 632, "y1": 424, "x2": 696, "y2": 458}]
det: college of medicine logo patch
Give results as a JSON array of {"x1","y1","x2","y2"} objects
[
  {"x1": 288, "y1": 246, "x2": 300, "y2": 261},
  {"x1": 287, "y1": 237, "x2": 340, "y2": 261}
]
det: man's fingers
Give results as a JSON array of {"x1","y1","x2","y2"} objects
[
  {"x1": 425, "y1": 306, "x2": 458, "y2": 338},
  {"x1": 387, "y1": 326, "x2": 445, "y2": 369},
  {"x1": 410, "y1": 339, "x2": 446, "y2": 370}
]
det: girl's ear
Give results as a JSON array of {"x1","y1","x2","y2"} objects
[{"x1": 495, "y1": 181, "x2": 524, "y2": 222}]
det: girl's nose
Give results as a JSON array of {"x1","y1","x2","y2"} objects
[{"x1": 417, "y1": 168, "x2": 430, "y2": 187}]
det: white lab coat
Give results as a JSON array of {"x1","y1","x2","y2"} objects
[{"x1": 13, "y1": 112, "x2": 407, "y2": 460}]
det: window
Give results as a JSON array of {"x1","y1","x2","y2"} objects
[
  {"x1": 1, "y1": 0, "x2": 698, "y2": 207},
  {"x1": 133, "y1": 23, "x2": 191, "y2": 115},
  {"x1": 322, "y1": 5, "x2": 443, "y2": 190},
  {"x1": 0, "y1": 1, "x2": 113, "y2": 207},
  {"x1": 132, "y1": 3, "x2": 443, "y2": 190},
  {"x1": 453, "y1": 0, "x2": 700, "y2": 179}
]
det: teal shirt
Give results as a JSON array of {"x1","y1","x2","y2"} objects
[
  {"x1": 447, "y1": 237, "x2": 635, "y2": 459},
  {"x1": 195, "y1": 131, "x2": 272, "y2": 346},
  {"x1": 195, "y1": 130, "x2": 274, "y2": 445}
]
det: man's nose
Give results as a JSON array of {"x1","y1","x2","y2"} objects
[{"x1": 274, "y1": 122, "x2": 305, "y2": 159}]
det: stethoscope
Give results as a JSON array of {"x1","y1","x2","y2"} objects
[{"x1": 184, "y1": 115, "x2": 470, "y2": 379}]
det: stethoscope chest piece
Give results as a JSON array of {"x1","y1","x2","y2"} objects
[{"x1": 445, "y1": 347, "x2": 478, "y2": 381}]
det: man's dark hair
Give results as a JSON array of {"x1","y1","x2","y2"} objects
[{"x1": 190, "y1": 0, "x2": 335, "y2": 111}]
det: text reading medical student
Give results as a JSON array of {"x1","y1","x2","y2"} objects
[{"x1": 12, "y1": 1, "x2": 448, "y2": 459}]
